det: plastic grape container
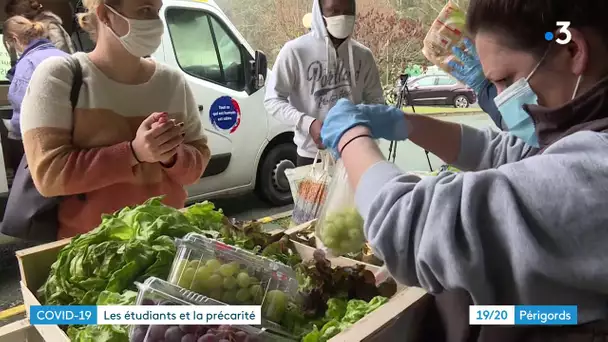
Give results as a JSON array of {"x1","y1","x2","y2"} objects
[
  {"x1": 130, "y1": 277, "x2": 288, "y2": 342},
  {"x1": 167, "y1": 233, "x2": 298, "y2": 325}
]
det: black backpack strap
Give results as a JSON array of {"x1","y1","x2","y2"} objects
[
  {"x1": 65, "y1": 56, "x2": 86, "y2": 202},
  {"x1": 67, "y1": 56, "x2": 83, "y2": 111}
]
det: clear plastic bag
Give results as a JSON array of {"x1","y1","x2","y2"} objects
[
  {"x1": 421, "y1": 0, "x2": 472, "y2": 72},
  {"x1": 315, "y1": 159, "x2": 365, "y2": 256},
  {"x1": 287, "y1": 151, "x2": 333, "y2": 225}
]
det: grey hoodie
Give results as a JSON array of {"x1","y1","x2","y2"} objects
[
  {"x1": 264, "y1": 0, "x2": 384, "y2": 158},
  {"x1": 356, "y1": 125, "x2": 608, "y2": 324}
]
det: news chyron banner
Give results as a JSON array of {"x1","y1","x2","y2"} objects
[
  {"x1": 29, "y1": 304, "x2": 578, "y2": 326},
  {"x1": 469, "y1": 305, "x2": 578, "y2": 325},
  {"x1": 30, "y1": 305, "x2": 261, "y2": 325}
]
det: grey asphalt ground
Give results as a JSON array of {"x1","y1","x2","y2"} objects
[{"x1": 0, "y1": 110, "x2": 494, "y2": 327}]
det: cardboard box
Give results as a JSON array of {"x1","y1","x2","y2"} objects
[{"x1": 17, "y1": 237, "x2": 428, "y2": 342}]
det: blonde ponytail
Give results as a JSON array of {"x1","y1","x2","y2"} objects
[
  {"x1": 3, "y1": 15, "x2": 47, "y2": 46},
  {"x1": 77, "y1": 11, "x2": 98, "y2": 40},
  {"x1": 32, "y1": 21, "x2": 44, "y2": 35}
]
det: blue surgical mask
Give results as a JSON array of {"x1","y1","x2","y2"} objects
[{"x1": 494, "y1": 53, "x2": 582, "y2": 147}]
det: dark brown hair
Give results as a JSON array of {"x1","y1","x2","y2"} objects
[
  {"x1": 466, "y1": 0, "x2": 608, "y2": 57},
  {"x1": 5, "y1": 0, "x2": 43, "y2": 19}
]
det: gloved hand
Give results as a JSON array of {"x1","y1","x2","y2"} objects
[
  {"x1": 447, "y1": 38, "x2": 486, "y2": 93},
  {"x1": 321, "y1": 99, "x2": 409, "y2": 157},
  {"x1": 321, "y1": 99, "x2": 371, "y2": 156},
  {"x1": 356, "y1": 104, "x2": 409, "y2": 141}
]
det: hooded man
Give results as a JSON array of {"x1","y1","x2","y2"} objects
[{"x1": 265, "y1": 0, "x2": 384, "y2": 166}]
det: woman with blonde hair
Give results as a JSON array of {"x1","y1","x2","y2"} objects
[
  {"x1": 18, "y1": 0, "x2": 211, "y2": 239},
  {"x1": 5, "y1": 0, "x2": 75, "y2": 54},
  {"x1": 4, "y1": 15, "x2": 68, "y2": 170}
]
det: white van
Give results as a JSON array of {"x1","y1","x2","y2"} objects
[{"x1": 0, "y1": 0, "x2": 298, "y2": 223}]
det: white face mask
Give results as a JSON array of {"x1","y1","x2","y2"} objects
[
  {"x1": 105, "y1": 5, "x2": 164, "y2": 57},
  {"x1": 323, "y1": 15, "x2": 355, "y2": 39}
]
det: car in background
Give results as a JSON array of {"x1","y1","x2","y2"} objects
[{"x1": 393, "y1": 72, "x2": 476, "y2": 108}]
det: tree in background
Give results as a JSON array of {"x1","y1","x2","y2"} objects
[
  {"x1": 215, "y1": 0, "x2": 312, "y2": 59},
  {"x1": 215, "y1": 0, "x2": 470, "y2": 87},
  {"x1": 354, "y1": 7, "x2": 425, "y2": 85}
]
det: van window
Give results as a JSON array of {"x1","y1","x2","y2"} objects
[{"x1": 165, "y1": 8, "x2": 245, "y2": 91}]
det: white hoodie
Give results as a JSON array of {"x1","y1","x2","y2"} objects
[{"x1": 264, "y1": 0, "x2": 384, "y2": 159}]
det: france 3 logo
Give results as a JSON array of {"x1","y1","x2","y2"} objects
[{"x1": 544, "y1": 21, "x2": 572, "y2": 45}]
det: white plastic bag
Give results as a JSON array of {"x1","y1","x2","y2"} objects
[
  {"x1": 315, "y1": 159, "x2": 365, "y2": 256},
  {"x1": 286, "y1": 151, "x2": 333, "y2": 225}
]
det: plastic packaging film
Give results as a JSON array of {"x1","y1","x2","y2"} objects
[
  {"x1": 315, "y1": 159, "x2": 366, "y2": 258},
  {"x1": 421, "y1": 0, "x2": 472, "y2": 73}
]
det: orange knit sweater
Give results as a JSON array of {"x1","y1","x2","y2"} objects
[{"x1": 20, "y1": 53, "x2": 210, "y2": 238}]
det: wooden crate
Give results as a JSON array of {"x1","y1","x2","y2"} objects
[
  {"x1": 286, "y1": 220, "x2": 384, "y2": 271},
  {"x1": 0, "y1": 319, "x2": 44, "y2": 342},
  {"x1": 16, "y1": 237, "x2": 428, "y2": 342},
  {"x1": 17, "y1": 239, "x2": 72, "y2": 341}
]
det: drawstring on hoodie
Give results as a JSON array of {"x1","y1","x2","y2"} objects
[
  {"x1": 324, "y1": 36, "x2": 357, "y2": 101},
  {"x1": 347, "y1": 41, "x2": 356, "y2": 91}
]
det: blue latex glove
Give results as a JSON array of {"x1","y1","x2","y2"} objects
[
  {"x1": 355, "y1": 104, "x2": 408, "y2": 141},
  {"x1": 321, "y1": 99, "x2": 371, "y2": 157},
  {"x1": 321, "y1": 99, "x2": 409, "y2": 157},
  {"x1": 447, "y1": 38, "x2": 486, "y2": 93}
]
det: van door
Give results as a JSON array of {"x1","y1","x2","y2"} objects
[{"x1": 160, "y1": 1, "x2": 270, "y2": 199}]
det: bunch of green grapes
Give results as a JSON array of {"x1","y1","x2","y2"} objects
[
  {"x1": 173, "y1": 258, "x2": 265, "y2": 306},
  {"x1": 319, "y1": 207, "x2": 365, "y2": 255},
  {"x1": 173, "y1": 258, "x2": 290, "y2": 323}
]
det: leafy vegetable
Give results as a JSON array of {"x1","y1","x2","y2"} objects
[
  {"x1": 318, "y1": 320, "x2": 343, "y2": 341},
  {"x1": 219, "y1": 219, "x2": 275, "y2": 251},
  {"x1": 301, "y1": 296, "x2": 388, "y2": 342},
  {"x1": 366, "y1": 296, "x2": 389, "y2": 313},
  {"x1": 68, "y1": 324, "x2": 128, "y2": 342},
  {"x1": 261, "y1": 235, "x2": 302, "y2": 267},
  {"x1": 97, "y1": 290, "x2": 138, "y2": 305},
  {"x1": 325, "y1": 298, "x2": 347, "y2": 320},
  {"x1": 183, "y1": 201, "x2": 225, "y2": 235},
  {"x1": 302, "y1": 326, "x2": 321, "y2": 342},
  {"x1": 67, "y1": 290, "x2": 138, "y2": 342},
  {"x1": 280, "y1": 301, "x2": 309, "y2": 335},
  {"x1": 39, "y1": 198, "x2": 214, "y2": 306},
  {"x1": 342, "y1": 299, "x2": 368, "y2": 323},
  {"x1": 185, "y1": 206, "x2": 303, "y2": 267},
  {"x1": 295, "y1": 250, "x2": 393, "y2": 318}
]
